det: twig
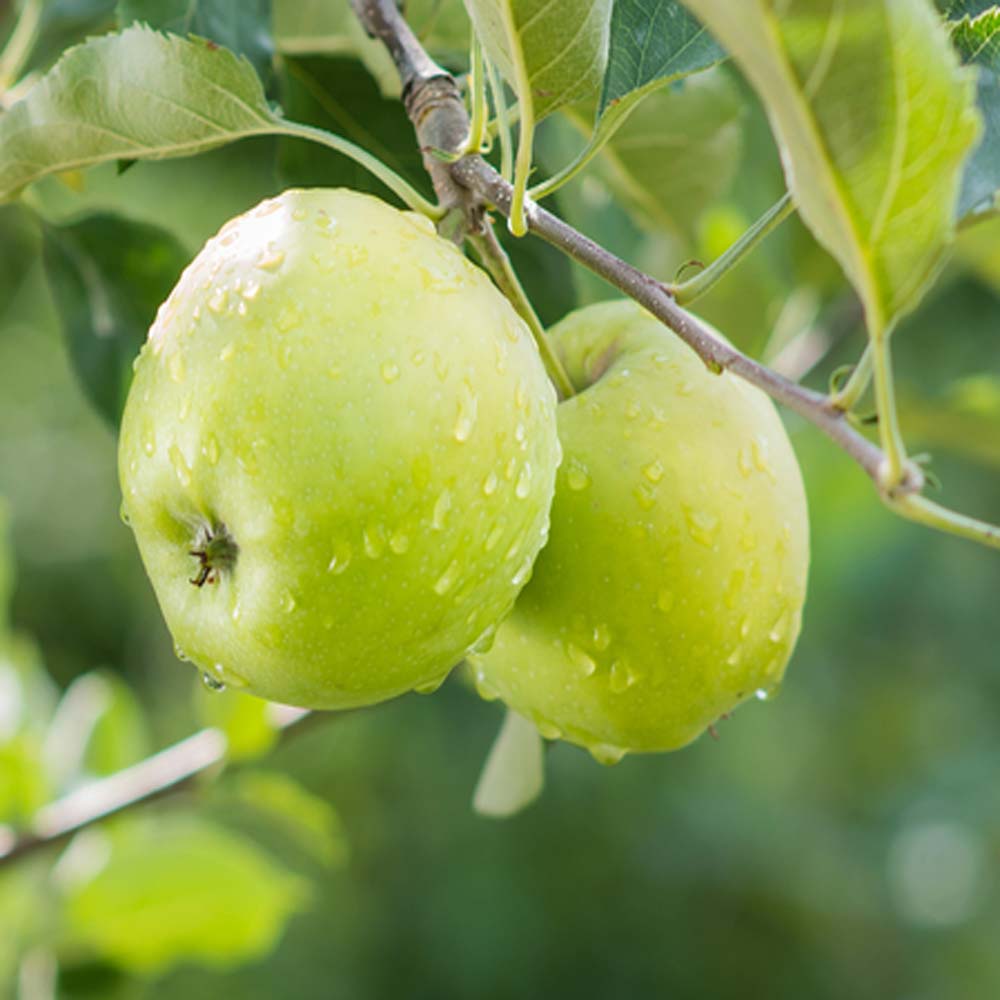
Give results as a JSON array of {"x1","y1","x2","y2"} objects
[
  {"x1": 0, "y1": 706, "x2": 320, "y2": 866},
  {"x1": 347, "y1": 0, "x2": 921, "y2": 499}
]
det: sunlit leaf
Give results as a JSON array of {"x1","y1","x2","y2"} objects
[
  {"x1": 196, "y1": 685, "x2": 277, "y2": 761},
  {"x1": 679, "y1": 0, "x2": 981, "y2": 333},
  {"x1": 0, "y1": 26, "x2": 279, "y2": 202},
  {"x1": 60, "y1": 815, "x2": 308, "y2": 973},
  {"x1": 463, "y1": 0, "x2": 613, "y2": 120},
  {"x1": 473, "y1": 709, "x2": 544, "y2": 818}
]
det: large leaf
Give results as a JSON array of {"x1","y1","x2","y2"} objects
[
  {"x1": 937, "y1": 0, "x2": 997, "y2": 15},
  {"x1": 0, "y1": 25, "x2": 278, "y2": 202},
  {"x1": 60, "y1": 814, "x2": 308, "y2": 973},
  {"x1": 463, "y1": 0, "x2": 613, "y2": 121},
  {"x1": 588, "y1": 67, "x2": 743, "y2": 240},
  {"x1": 950, "y1": 9, "x2": 1000, "y2": 217},
  {"x1": 116, "y1": 0, "x2": 275, "y2": 81},
  {"x1": 679, "y1": 0, "x2": 981, "y2": 334},
  {"x1": 42, "y1": 212, "x2": 189, "y2": 424}
]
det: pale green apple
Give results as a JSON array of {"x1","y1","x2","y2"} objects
[
  {"x1": 471, "y1": 300, "x2": 810, "y2": 762},
  {"x1": 119, "y1": 188, "x2": 561, "y2": 708}
]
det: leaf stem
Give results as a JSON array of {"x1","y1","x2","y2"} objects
[
  {"x1": 0, "y1": 0, "x2": 43, "y2": 92},
  {"x1": 828, "y1": 343, "x2": 873, "y2": 411},
  {"x1": 888, "y1": 494, "x2": 1000, "y2": 551},
  {"x1": 277, "y1": 120, "x2": 444, "y2": 220},
  {"x1": 671, "y1": 193, "x2": 796, "y2": 306},
  {"x1": 469, "y1": 224, "x2": 576, "y2": 399},
  {"x1": 870, "y1": 333, "x2": 908, "y2": 489},
  {"x1": 464, "y1": 37, "x2": 489, "y2": 154}
]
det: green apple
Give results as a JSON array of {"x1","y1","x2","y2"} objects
[
  {"x1": 471, "y1": 300, "x2": 810, "y2": 763},
  {"x1": 119, "y1": 188, "x2": 561, "y2": 708}
]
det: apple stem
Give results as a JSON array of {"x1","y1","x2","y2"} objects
[
  {"x1": 468, "y1": 224, "x2": 577, "y2": 400},
  {"x1": 189, "y1": 522, "x2": 238, "y2": 587}
]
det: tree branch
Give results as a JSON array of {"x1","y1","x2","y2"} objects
[
  {"x1": 347, "y1": 0, "x2": 920, "y2": 499},
  {"x1": 0, "y1": 706, "x2": 318, "y2": 867}
]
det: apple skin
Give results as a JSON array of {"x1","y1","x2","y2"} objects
[
  {"x1": 470, "y1": 300, "x2": 810, "y2": 762},
  {"x1": 119, "y1": 188, "x2": 560, "y2": 708}
]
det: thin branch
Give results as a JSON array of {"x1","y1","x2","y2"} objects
[
  {"x1": 0, "y1": 706, "x2": 321, "y2": 866},
  {"x1": 347, "y1": 0, "x2": 922, "y2": 499}
]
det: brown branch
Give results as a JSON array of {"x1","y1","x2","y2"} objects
[
  {"x1": 0, "y1": 706, "x2": 325, "y2": 866},
  {"x1": 348, "y1": 0, "x2": 924, "y2": 498}
]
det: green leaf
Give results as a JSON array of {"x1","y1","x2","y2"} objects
[
  {"x1": 950, "y1": 10, "x2": 1000, "y2": 217},
  {"x1": 42, "y1": 212, "x2": 189, "y2": 424},
  {"x1": 473, "y1": 709, "x2": 544, "y2": 818},
  {"x1": 464, "y1": 0, "x2": 613, "y2": 121},
  {"x1": 60, "y1": 814, "x2": 308, "y2": 973},
  {"x1": 937, "y1": 0, "x2": 996, "y2": 15},
  {"x1": 116, "y1": 0, "x2": 275, "y2": 82},
  {"x1": 195, "y1": 685, "x2": 277, "y2": 761},
  {"x1": 0, "y1": 735, "x2": 48, "y2": 823},
  {"x1": 679, "y1": 0, "x2": 981, "y2": 334},
  {"x1": 216, "y1": 771, "x2": 349, "y2": 867},
  {"x1": 587, "y1": 67, "x2": 743, "y2": 240},
  {"x1": 0, "y1": 25, "x2": 278, "y2": 202},
  {"x1": 601, "y1": 0, "x2": 724, "y2": 114}
]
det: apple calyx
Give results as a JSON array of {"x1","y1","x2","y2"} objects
[{"x1": 188, "y1": 523, "x2": 238, "y2": 587}]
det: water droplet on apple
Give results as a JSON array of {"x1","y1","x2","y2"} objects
[
  {"x1": 751, "y1": 435, "x2": 777, "y2": 482},
  {"x1": 119, "y1": 503, "x2": 131, "y2": 526},
  {"x1": 739, "y1": 616, "x2": 751, "y2": 639},
  {"x1": 592, "y1": 623, "x2": 611, "y2": 651},
  {"x1": 633, "y1": 483, "x2": 656, "y2": 511},
  {"x1": 277, "y1": 342, "x2": 293, "y2": 370},
  {"x1": 202, "y1": 434, "x2": 221, "y2": 466},
  {"x1": 504, "y1": 456, "x2": 517, "y2": 481},
  {"x1": 514, "y1": 423, "x2": 527, "y2": 444},
  {"x1": 473, "y1": 669, "x2": 500, "y2": 701},
  {"x1": 411, "y1": 349, "x2": 426, "y2": 367},
  {"x1": 174, "y1": 642, "x2": 188, "y2": 661},
  {"x1": 608, "y1": 660, "x2": 635, "y2": 693},
  {"x1": 241, "y1": 279, "x2": 261, "y2": 301},
  {"x1": 754, "y1": 688, "x2": 771, "y2": 701},
  {"x1": 484, "y1": 522, "x2": 504, "y2": 552},
  {"x1": 737, "y1": 446, "x2": 754, "y2": 478},
  {"x1": 566, "y1": 461, "x2": 590, "y2": 491},
  {"x1": 624, "y1": 398, "x2": 641, "y2": 420},
  {"x1": 202, "y1": 672, "x2": 225, "y2": 693},
  {"x1": 178, "y1": 393, "x2": 192, "y2": 421},
  {"x1": 141, "y1": 424, "x2": 157, "y2": 457},
  {"x1": 768, "y1": 607, "x2": 790, "y2": 643},
  {"x1": 282, "y1": 590, "x2": 297, "y2": 613},
  {"x1": 219, "y1": 342, "x2": 236, "y2": 362},
  {"x1": 431, "y1": 489, "x2": 452, "y2": 530},
  {"x1": 389, "y1": 530, "x2": 410, "y2": 555},
  {"x1": 231, "y1": 603, "x2": 242, "y2": 623},
  {"x1": 363, "y1": 523, "x2": 386, "y2": 559},
  {"x1": 482, "y1": 471, "x2": 499, "y2": 496},
  {"x1": 453, "y1": 380, "x2": 478, "y2": 442},
  {"x1": 327, "y1": 541, "x2": 352, "y2": 574},
  {"x1": 381, "y1": 361, "x2": 400, "y2": 383},
  {"x1": 642, "y1": 460, "x2": 664, "y2": 484},
  {"x1": 566, "y1": 642, "x2": 597, "y2": 677},
  {"x1": 495, "y1": 341, "x2": 508, "y2": 375},
  {"x1": 470, "y1": 625, "x2": 497, "y2": 654},
  {"x1": 726, "y1": 648, "x2": 741, "y2": 667},
  {"x1": 536, "y1": 718, "x2": 562, "y2": 740},
  {"x1": 657, "y1": 589, "x2": 675, "y2": 613},
  {"x1": 433, "y1": 559, "x2": 461, "y2": 595},
  {"x1": 515, "y1": 463, "x2": 532, "y2": 499},
  {"x1": 168, "y1": 353, "x2": 185, "y2": 384},
  {"x1": 589, "y1": 743, "x2": 626, "y2": 766},
  {"x1": 433, "y1": 351, "x2": 450, "y2": 382},
  {"x1": 207, "y1": 287, "x2": 228, "y2": 314},
  {"x1": 168, "y1": 444, "x2": 192, "y2": 488},
  {"x1": 684, "y1": 507, "x2": 720, "y2": 547},
  {"x1": 414, "y1": 674, "x2": 446, "y2": 695},
  {"x1": 511, "y1": 555, "x2": 533, "y2": 587},
  {"x1": 724, "y1": 568, "x2": 746, "y2": 609}
]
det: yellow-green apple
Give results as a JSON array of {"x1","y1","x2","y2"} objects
[
  {"x1": 119, "y1": 188, "x2": 561, "y2": 708},
  {"x1": 471, "y1": 300, "x2": 809, "y2": 762}
]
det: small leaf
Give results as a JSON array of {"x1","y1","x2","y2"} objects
[
  {"x1": 59, "y1": 814, "x2": 308, "y2": 973},
  {"x1": 116, "y1": 0, "x2": 275, "y2": 82},
  {"x1": 473, "y1": 709, "x2": 545, "y2": 818},
  {"x1": 950, "y1": 9, "x2": 1000, "y2": 218},
  {"x1": 0, "y1": 25, "x2": 279, "y2": 202},
  {"x1": 217, "y1": 771, "x2": 349, "y2": 867},
  {"x1": 679, "y1": 0, "x2": 981, "y2": 334},
  {"x1": 42, "y1": 213, "x2": 189, "y2": 424},
  {"x1": 463, "y1": 0, "x2": 613, "y2": 121}
]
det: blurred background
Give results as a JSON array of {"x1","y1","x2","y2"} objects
[{"x1": 1, "y1": 1, "x2": 1000, "y2": 998}]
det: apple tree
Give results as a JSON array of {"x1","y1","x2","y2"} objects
[{"x1": 0, "y1": 0, "x2": 998, "y2": 995}]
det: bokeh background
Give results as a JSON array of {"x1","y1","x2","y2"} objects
[{"x1": 1, "y1": 1, "x2": 1000, "y2": 997}]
